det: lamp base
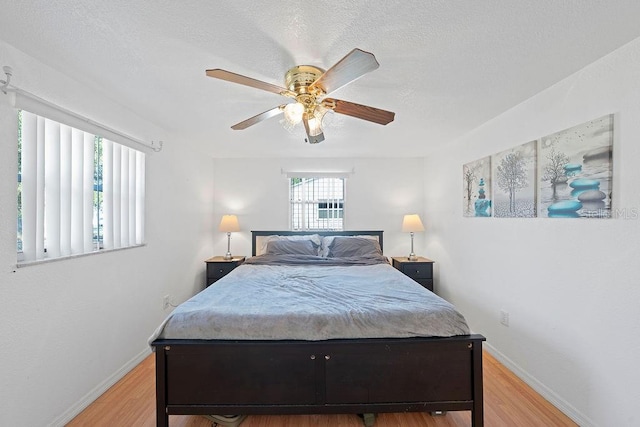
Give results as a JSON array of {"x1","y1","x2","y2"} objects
[
  {"x1": 224, "y1": 232, "x2": 233, "y2": 260},
  {"x1": 408, "y1": 253, "x2": 418, "y2": 261}
]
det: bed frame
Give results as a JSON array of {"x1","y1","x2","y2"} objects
[{"x1": 151, "y1": 230, "x2": 485, "y2": 427}]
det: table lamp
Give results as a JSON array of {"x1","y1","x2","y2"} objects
[
  {"x1": 402, "y1": 214, "x2": 425, "y2": 261},
  {"x1": 219, "y1": 214, "x2": 240, "y2": 260}
]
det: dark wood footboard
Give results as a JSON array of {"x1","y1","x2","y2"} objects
[{"x1": 152, "y1": 334, "x2": 485, "y2": 427}]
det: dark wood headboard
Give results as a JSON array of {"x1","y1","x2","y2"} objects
[{"x1": 251, "y1": 230, "x2": 384, "y2": 256}]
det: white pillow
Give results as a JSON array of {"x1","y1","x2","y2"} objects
[
  {"x1": 257, "y1": 234, "x2": 322, "y2": 256},
  {"x1": 319, "y1": 235, "x2": 380, "y2": 257}
]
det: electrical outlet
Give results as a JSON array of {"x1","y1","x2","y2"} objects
[
  {"x1": 500, "y1": 310, "x2": 509, "y2": 327},
  {"x1": 163, "y1": 295, "x2": 171, "y2": 310}
]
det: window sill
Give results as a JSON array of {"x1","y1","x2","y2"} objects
[{"x1": 16, "y1": 243, "x2": 146, "y2": 268}]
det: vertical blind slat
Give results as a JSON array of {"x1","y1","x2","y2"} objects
[
  {"x1": 112, "y1": 144, "x2": 122, "y2": 249},
  {"x1": 44, "y1": 119, "x2": 61, "y2": 259},
  {"x1": 70, "y1": 128, "x2": 84, "y2": 254},
  {"x1": 36, "y1": 116, "x2": 45, "y2": 257},
  {"x1": 136, "y1": 151, "x2": 145, "y2": 244},
  {"x1": 128, "y1": 149, "x2": 136, "y2": 245},
  {"x1": 59, "y1": 124, "x2": 72, "y2": 256},
  {"x1": 103, "y1": 139, "x2": 114, "y2": 250},
  {"x1": 21, "y1": 111, "x2": 38, "y2": 261},
  {"x1": 120, "y1": 146, "x2": 130, "y2": 248},
  {"x1": 83, "y1": 134, "x2": 95, "y2": 253}
]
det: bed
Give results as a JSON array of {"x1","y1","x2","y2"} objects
[{"x1": 150, "y1": 230, "x2": 485, "y2": 427}]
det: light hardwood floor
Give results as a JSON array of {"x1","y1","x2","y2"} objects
[{"x1": 67, "y1": 351, "x2": 576, "y2": 427}]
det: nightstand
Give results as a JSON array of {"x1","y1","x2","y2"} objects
[
  {"x1": 205, "y1": 256, "x2": 245, "y2": 287},
  {"x1": 391, "y1": 256, "x2": 434, "y2": 292}
]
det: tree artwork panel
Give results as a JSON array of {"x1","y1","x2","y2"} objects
[
  {"x1": 492, "y1": 141, "x2": 537, "y2": 218},
  {"x1": 463, "y1": 156, "x2": 491, "y2": 217},
  {"x1": 538, "y1": 114, "x2": 613, "y2": 218}
]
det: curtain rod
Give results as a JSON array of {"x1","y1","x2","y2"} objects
[{"x1": 1, "y1": 65, "x2": 163, "y2": 152}]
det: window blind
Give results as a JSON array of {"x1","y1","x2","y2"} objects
[{"x1": 19, "y1": 110, "x2": 145, "y2": 263}]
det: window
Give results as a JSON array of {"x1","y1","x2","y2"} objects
[
  {"x1": 318, "y1": 201, "x2": 344, "y2": 219},
  {"x1": 290, "y1": 177, "x2": 345, "y2": 230},
  {"x1": 17, "y1": 110, "x2": 145, "y2": 263}
]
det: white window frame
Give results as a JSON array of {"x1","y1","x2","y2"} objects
[
  {"x1": 15, "y1": 96, "x2": 147, "y2": 265},
  {"x1": 289, "y1": 176, "x2": 346, "y2": 231}
]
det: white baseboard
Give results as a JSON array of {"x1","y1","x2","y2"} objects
[
  {"x1": 484, "y1": 342, "x2": 593, "y2": 427},
  {"x1": 50, "y1": 347, "x2": 152, "y2": 427}
]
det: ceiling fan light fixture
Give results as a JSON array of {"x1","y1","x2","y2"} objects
[
  {"x1": 206, "y1": 48, "x2": 395, "y2": 144},
  {"x1": 307, "y1": 104, "x2": 331, "y2": 137},
  {"x1": 314, "y1": 104, "x2": 330, "y2": 121},
  {"x1": 285, "y1": 65, "x2": 325, "y2": 93},
  {"x1": 306, "y1": 116, "x2": 323, "y2": 137},
  {"x1": 284, "y1": 102, "x2": 304, "y2": 125}
]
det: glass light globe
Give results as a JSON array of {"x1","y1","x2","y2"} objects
[
  {"x1": 305, "y1": 105, "x2": 330, "y2": 136},
  {"x1": 284, "y1": 102, "x2": 304, "y2": 125},
  {"x1": 306, "y1": 117, "x2": 323, "y2": 136}
]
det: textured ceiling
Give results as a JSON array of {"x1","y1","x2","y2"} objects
[{"x1": 2, "y1": 0, "x2": 640, "y2": 158}]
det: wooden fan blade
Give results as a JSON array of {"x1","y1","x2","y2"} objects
[
  {"x1": 323, "y1": 98, "x2": 395, "y2": 125},
  {"x1": 309, "y1": 48, "x2": 380, "y2": 95},
  {"x1": 206, "y1": 69, "x2": 296, "y2": 98},
  {"x1": 231, "y1": 105, "x2": 285, "y2": 130}
]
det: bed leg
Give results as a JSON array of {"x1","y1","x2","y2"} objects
[
  {"x1": 358, "y1": 413, "x2": 375, "y2": 427},
  {"x1": 471, "y1": 341, "x2": 484, "y2": 427},
  {"x1": 155, "y1": 348, "x2": 169, "y2": 427}
]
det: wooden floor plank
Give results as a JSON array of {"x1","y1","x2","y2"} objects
[{"x1": 67, "y1": 351, "x2": 576, "y2": 427}]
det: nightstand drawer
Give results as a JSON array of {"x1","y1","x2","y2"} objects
[
  {"x1": 400, "y1": 263, "x2": 432, "y2": 279},
  {"x1": 391, "y1": 256, "x2": 435, "y2": 293},
  {"x1": 204, "y1": 256, "x2": 245, "y2": 287},
  {"x1": 207, "y1": 263, "x2": 236, "y2": 279}
]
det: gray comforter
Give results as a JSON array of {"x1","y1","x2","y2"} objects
[{"x1": 150, "y1": 256, "x2": 470, "y2": 342}]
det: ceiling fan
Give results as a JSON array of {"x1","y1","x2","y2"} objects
[{"x1": 206, "y1": 48, "x2": 395, "y2": 144}]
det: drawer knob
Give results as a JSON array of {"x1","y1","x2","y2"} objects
[
  {"x1": 219, "y1": 269, "x2": 224, "y2": 273},
  {"x1": 325, "y1": 355, "x2": 331, "y2": 360},
  {"x1": 310, "y1": 355, "x2": 316, "y2": 360}
]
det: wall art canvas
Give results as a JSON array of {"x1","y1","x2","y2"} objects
[
  {"x1": 492, "y1": 140, "x2": 537, "y2": 218},
  {"x1": 538, "y1": 115, "x2": 613, "y2": 218},
  {"x1": 463, "y1": 156, "x2": 492, "y2": 217}
]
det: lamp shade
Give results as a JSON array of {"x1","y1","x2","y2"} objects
[
  {"x1": 218, "y1": 214, "x2": 240, "y2": 232},
  {"x1": 402, "y1": 214, "x2": 425, "y2": 232}
]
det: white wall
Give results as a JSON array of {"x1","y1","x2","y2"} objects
[
  {"x1": 424, "y1": 37, "x2": 640, "y2": 426},
  {"x1": 0, "y1": 40, "x2": 215, "y2": 426},
  {"x1": 212, "y1": 157, "x2": 426, "y2": 257}
]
